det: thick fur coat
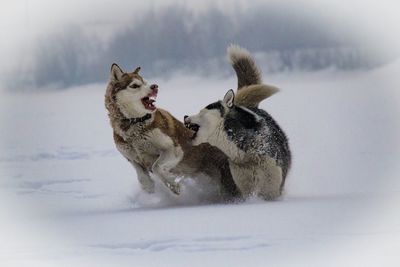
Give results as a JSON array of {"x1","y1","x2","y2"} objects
[
  {"x1": 105, "y1": 64, "x2": 238, "y2": 200},
  {"x1": 185, "y1": 45, "x2": 291, "y2": 200}
]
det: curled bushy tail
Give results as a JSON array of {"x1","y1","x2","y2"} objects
[
  {"x1": 227, "y1": 44, "x2": 262, "y2": 89},
  {"x1": 235, "y1": 84, "x2": 279, "y2": 108}
]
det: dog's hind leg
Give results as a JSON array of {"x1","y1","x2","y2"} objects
[
  {"x1": 255, "y1": 163, "x2": 283, "y2": 200},
  {"x1": 229, "y1": 163, "x2": 256, "y2": 198},
  {"x1": 131, "y1": 161, "x2": 155, "y2": 193},
  {"x1": 230, "y1": 161, "x2": 283, "y2": 200},
  {"x1": 152, "y1": 147, "x2": 184, "y2": 195}
]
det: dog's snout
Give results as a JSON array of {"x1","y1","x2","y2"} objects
[{"x1": 150, "y1": 84, "x2": 158, "y2": 91}]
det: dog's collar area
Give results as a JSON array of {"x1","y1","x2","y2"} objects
[{"x1": 122, "y1": 113, "x2": 152, "y2": 125}]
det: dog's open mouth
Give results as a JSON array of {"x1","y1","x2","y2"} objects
[
  {"x1": 141, "y1": 92, "x2": 157, "y2": 111},
  {"x1": 185, "y1": 122, "x2": 200, "y2": 139}
]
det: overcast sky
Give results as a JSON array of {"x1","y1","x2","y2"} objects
[{"x1": 1, "y1": 0, "x2": 399, "y2": 88}]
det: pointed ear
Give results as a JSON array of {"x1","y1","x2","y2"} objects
[
  {"x1": 110, "y1": 63, "x2": 124, "y2": 81},
  {"x1": 223, "y1": 89, "x2": 235, "y2": 108},
  {"x1": 133, "y1": 66, "x2": 141, "y2": 74}
]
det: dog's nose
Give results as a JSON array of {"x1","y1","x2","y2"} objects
[
  {"x1": 184, "y1": 115, "x2": 190, "y2": 124},
  {"x1": 150, "y1": 84, "x2": 158, "y2": 91}
]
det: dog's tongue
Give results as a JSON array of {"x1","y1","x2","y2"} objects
[{"x1": 142, "y1": 96, "x2": 156, "y2": 111}]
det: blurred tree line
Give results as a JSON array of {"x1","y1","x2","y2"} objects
[{"x1": 18, "y1": 4, "x2": 382, "y2": 89}]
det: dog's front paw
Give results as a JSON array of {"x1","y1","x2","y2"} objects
[
  {"x1": 141, "y1": 183, "x2": 155, "y2": 194},
  {"x1": 138, "y1": 176, "x2": 155, "y2": 194},
  {"x1": 165, "y1": 181, "x2": 181, "y2": 195}
]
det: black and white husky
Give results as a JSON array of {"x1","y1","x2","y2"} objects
[{"x1": 185, "y1": 45, "x2": 291, "y2": 200}]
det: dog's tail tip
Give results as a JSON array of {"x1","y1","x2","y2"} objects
[
  {"x1": 227, "y1": 44, "x2": 252, "y2": 64},
  {"x1": 227, "y1": 44, "x2": 262, "y2": 89}
]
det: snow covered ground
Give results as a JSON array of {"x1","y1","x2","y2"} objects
[{"x1": 1, "y1": 60, "x2": 400, "y2": 266}]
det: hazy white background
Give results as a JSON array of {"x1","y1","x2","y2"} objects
[{"x1": 0, "y1": 1, "x2": 399, "y2": 266}]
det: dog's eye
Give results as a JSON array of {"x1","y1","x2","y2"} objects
[{"x1": 129, "y1": 84, "x2": 140, "y2": 89}]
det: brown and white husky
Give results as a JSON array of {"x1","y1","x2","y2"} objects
[{"x1": 105, "y1": 64, "x2": 238, "y2": 200}]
